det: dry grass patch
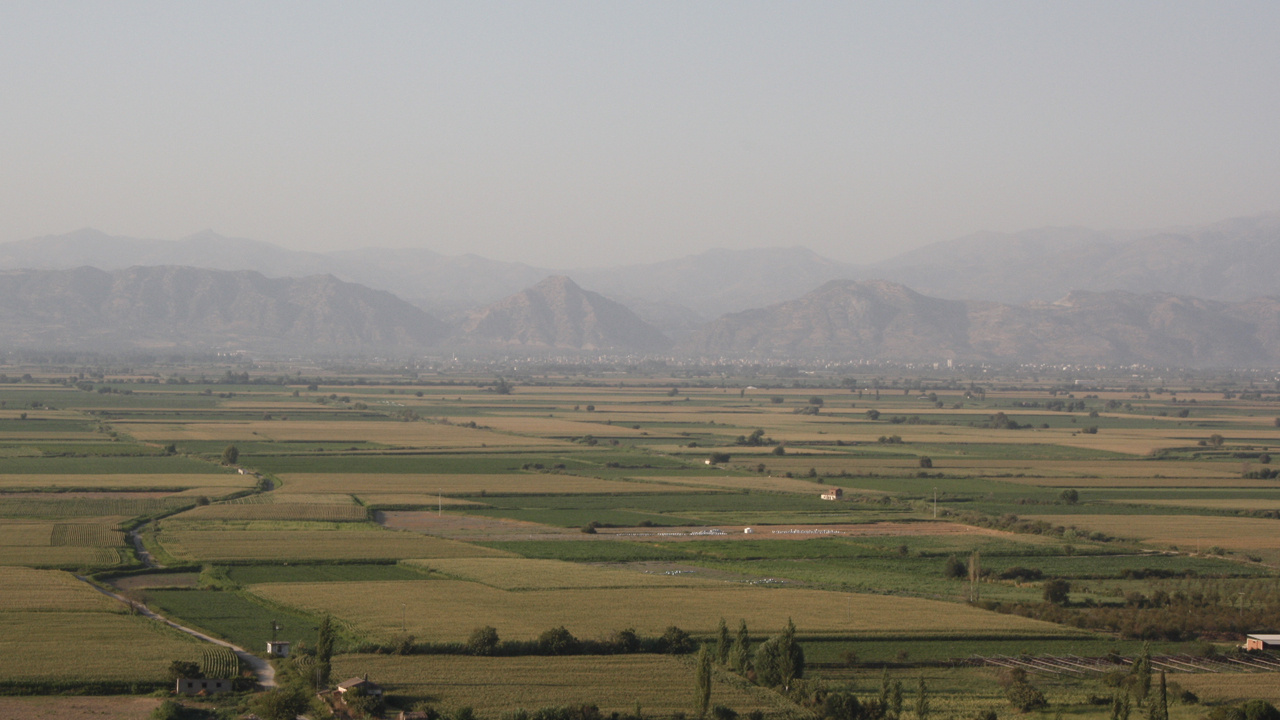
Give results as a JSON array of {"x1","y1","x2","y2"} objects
[
  {"x1": 158, "y1": 527, "x2": 512, "y2": 562},
  {"x1": 251, "y1": 579, "x2": 1078, "y2": 644},
  {"x1": 403, "y1": 558, "x2": 719, "y2": 590},
  {"x1": 277, "y1": 473, "x2": 686, "y2": 496},
  {"x1": 330, "y1": 654, "x2": 781, "y2": 716}
]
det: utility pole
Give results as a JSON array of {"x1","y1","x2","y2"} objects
[{"x1": 933, "y1": 488, "x2": 938, "y2": 518}]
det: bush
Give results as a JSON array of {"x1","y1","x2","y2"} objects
[
  {"x1": 467, "y1": 626, "x2": 500, "y2": 656},
  {"x1": 150, "y1": 700, "x2": 183, "y2": 720},
  {"x1": 166, "y1": 660, "x2": 201, "y2": 684},
  {"x1": 660, "y1": 625, "x2": 695, "y2": 654},
  {"x1": 1006, "y1": 682, "x2": 1047, "y2": 712},
  {"x1": 251, "y1": 687, "x2": 311, "y2": 720},
  {"x1": 538, "y1": 626, "x2": 580, "y2": 655},
  {"x1": 711, "y1": 706, "x2": 738, "y2": 720},
  {"x1": 998, "y1": 567, "x2": 1043, "y2": 582},
  {"x1": 1043, "y1": 579, "x2": 1070, "y2": 605},
  {"x1": 1244, "y1": 701, "x2": 1280, "y2": 720},
  {"x1": 943, "y1": 555, "x2": 966, "y2": 579},
  {"x1": 612, "y1": 628, "x2": 641, "y2": 653}
]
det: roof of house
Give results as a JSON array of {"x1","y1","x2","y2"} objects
[
  {"x1": 338, "y1": 675, "x2": 380, "y2": 690},
  {"x1": 1248, "y1": 634, "x2": 1280, "y2": 642}
]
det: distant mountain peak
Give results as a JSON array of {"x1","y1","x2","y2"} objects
[{"x1": 460, "y1": 275, "x2": 670, "y2": 352}]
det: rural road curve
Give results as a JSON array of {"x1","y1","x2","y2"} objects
[{"x1": 75, "y1": 576, "x2": 276, "y2": 689}]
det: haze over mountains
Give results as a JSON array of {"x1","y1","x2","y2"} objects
[{"x1": 2, "y1": 213, "x2": 1280, "y2": 365}]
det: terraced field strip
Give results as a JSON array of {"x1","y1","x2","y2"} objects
[
  {"x1": 174, "y1": 502, "x2": 368, "y2": 522},
  {"x1": 0, "y1": 473, "x2": 252, "y2": 490},
  {"x1": 404, "y1": 557, "x2": 721, "y2": 590},
  {"x1": 118, "y1": 420, "x2": 569, "y2": 448},
  {"x1": 330, "y1": 654, "x2": 787, "y2": 716},
  {"x1": 1109, "y1": 498, "x2": 1280, "y2": 511},
  {"x1": 251, "y1": 578, "x2": 1086, "y2": 644},
  {"x1": 158, "y1": 527, "x2": 514, "y2": 562},
  {"x1": 1022, "y1": 514, "x2": 1280, "y2": 554},
  {"x1": 277, "y1": 473, "x2": 696, "y2": 496},
  {"x1": 0, "y1": 496, "x2": 194, "y2": 519},
  {"x1": 635, "y1": 473, "x2": 837, "y2": 495}
]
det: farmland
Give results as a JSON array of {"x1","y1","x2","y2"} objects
[
  {"x1": 330, "y1": 654, "x2": 785, "y2": 716},
  {"x1": 0, "y1": 568, "x2": 206, "y2": 688},
  {"x1": 249, "y1": 577, "x2": 1084, "y2": 643},
  {"x1": 3, "y1": 365, "x2": 1280, "y2": 715}
]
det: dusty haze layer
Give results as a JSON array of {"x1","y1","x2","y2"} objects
[{"x1": 2, "y1": 3, "x2": 1279, "y2": 266}]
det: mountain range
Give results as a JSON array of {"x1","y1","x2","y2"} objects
[{"x1": 1, "y1": 212, "x2": 1279, "y2": 364}]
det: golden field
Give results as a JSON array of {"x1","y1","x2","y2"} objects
[{"x1": 251, "y1": 578, "x2": 1081, "y2": 644}]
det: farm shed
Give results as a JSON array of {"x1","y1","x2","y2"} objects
[
  {"x1": 820, "y1": 488, "x2": 843, "y2": 501},
  {"x1": 176, "y1": 678, "x2": 231, "y2": 695},
  {"x1": 266, "y1": 640, "x2": 291, "y2": 657},
  {"x1": 1245, "y1": 634, "x2": 1280, "y2": 650},
  {"x1": 338, "y1": 675, "x2": 383, "y2": 697}
]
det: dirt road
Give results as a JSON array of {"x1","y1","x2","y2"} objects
[{"x1": 75, "y1": 576, "x2": 275, "y2": 689}]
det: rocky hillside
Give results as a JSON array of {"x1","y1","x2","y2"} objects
[
  {"x1": 678, "y1": 279, "x2": 1280, "y2": 366},
  {"x1": 0, "y1": 266, "x2": 447, "y2": 353},
  {"x1": 459, "y1": 276, "x2": 671, "y2": 352}
]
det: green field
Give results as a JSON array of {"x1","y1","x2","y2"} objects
[
  {"x1": 3, "y1": 368, "x2": 1280, "y2": 712},
  {"x1": 144, "y1": 589, "x2": 324, "y2": 652}
]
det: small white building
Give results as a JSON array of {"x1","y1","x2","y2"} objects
[
  {"x1": 820, "y1": 488, "x2": 844, "y2": 501},
  {"x1": 743, "y1": 527, "x2": 754, "y2": 534},
  {"x1": 266, "y1": 640, "x2": 291, "y2": 658}
]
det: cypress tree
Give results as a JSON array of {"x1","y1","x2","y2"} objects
[
  {"x1": 716, "y1": 618, "x2": 731, "y2": 665},
  {"x1": 694, "y1": 644, "x2": 713, "y2": 717}
]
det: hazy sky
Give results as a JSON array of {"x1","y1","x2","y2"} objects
[{"x1": 2, "y1": 2, "x2": 1278, "y2": 268}]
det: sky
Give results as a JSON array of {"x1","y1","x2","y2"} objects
[{"x1": 1, "y1": 2, "x2": 1279, "y2": 268}]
